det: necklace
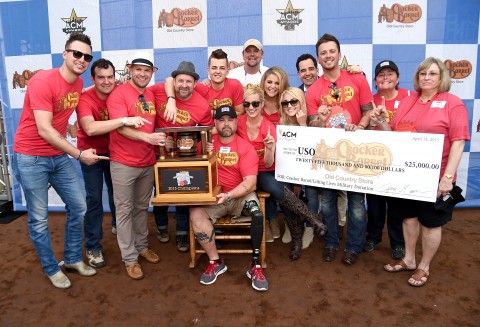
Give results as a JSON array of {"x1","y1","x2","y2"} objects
[{"x1": 420, "y1": 92, "x2": 437, "y2": 103}]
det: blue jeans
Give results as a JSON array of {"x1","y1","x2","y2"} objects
[
  {"x1": 322, "y1": 189, "x2": 366, "y2": 254},
  {"x1": 257, "y1": 171, "x2": 294, "y2": 221},
  {"x1": 153, "y1": 205, "x2": 189, "y2": 235},
  {"x1": 81, "y1": 158, "x2": 116, "y2": 251},
  {"x1": 366, "y1": 194, "x2": 404, "y2": 248},
  {"x1": 12, "y1": 153, "x2": 86, "y2": 276}
]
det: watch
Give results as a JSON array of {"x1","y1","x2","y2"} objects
[{"x1": 443, "y1": 174, "x2": 453, "y2": 179}]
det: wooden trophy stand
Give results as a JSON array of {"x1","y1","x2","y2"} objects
[{"x1": 151, "y1": 126, "x2": 220, "y2": 206}]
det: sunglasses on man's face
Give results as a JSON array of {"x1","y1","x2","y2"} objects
[
  {"x1": 280, "y1": 99, "x2": 299, "y2": 108},
  {"x1": 65, "y1": 49, "x2": 93, "y2": 62},
  {"x1": 138, "y1": 94, "x2": 149, "y2": 112},
  {"x1": 243, "y1": 101, "x2": 261, "y2": 108}
]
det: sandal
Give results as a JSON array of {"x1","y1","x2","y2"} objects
[
  {"x1": 384, "y1": 259, "x2": 416, "y2": 273},
  {"x1": 408, "y1": 268, "x2": 429, "y2": 287}
]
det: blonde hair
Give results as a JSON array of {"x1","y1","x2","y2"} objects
[
  {"x1": 279, "y1": 87, "x2": 306, "y2": 126},
  {"x1": 260, "y1": 66, "x2": 290, "y2": 100},
  {"x1": 413, "y1": 57, "x2": 451, "y2": 93},
  {"x1": 243, "y1": 85, "x2": 265, "y2": 102}
]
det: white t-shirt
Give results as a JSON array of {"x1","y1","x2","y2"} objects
[{"x1": 228, "y1": 65, "x2": 269, "y2": 87}]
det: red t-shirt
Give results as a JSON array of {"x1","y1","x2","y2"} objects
[
  {"x1": 107, "y1": 82, "x2": 156, "y2": 167},
  {"x1": 13, "y1": 68, "x2": 83, "y2": 156},
  {"x1": 213, "y1": 134, "x2": 259, "y2": 192},
  {"x1": 390, "y1": 92, "x2": 470, "y2": 178},
  {"x1": 236, "y1": 115, "x2": 277, "y2": 172},
  {"x1": 373, "y1": 88, "x2": 412, "y2": 125},
  {"x1": 76, "y1": 87, "x2": 110, "y2": 153},
  {"x1": 306, "y1": 70, "x2": 373, "y2": 125},
  {"x1": 195, "y1": 78, "x2": 244, "y2": 112},
  {"x1": 149, "y1": 83, "x2": 213, "y2": 128},
  {"x1": 262, "y1": 110, "x2": 280, "y2": 126}
]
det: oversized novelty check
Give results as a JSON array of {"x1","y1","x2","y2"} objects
[{"x1": 275, "y1": 125, "x2": 445, "y2": 202}]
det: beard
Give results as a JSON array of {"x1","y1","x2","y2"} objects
[{"x1": 218, "y1": 127, "x2": 233, "y2": 137}]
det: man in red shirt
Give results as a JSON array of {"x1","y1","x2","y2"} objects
[
  {"x1": 77, "y1": 58, "x2": 148, "y2": 268},
  {"x1": 190, "y1": 106, "x2": 268, "y2": 292},
  {"x1": 12, "y1": 33, "x2": 99, "y2": 289}
]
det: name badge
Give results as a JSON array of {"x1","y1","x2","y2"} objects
[
  {"x1": 394, "y1": 100, "x2": 401, "y2": 109},
  {"x1": 219, "y1": 146, "x2": 231, "y2": 153},
  {"x1": 430, "y1": 100, "x2": 446, "y2": 109}
]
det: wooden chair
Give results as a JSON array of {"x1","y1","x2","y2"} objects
[{"x1": 189, "y1": 191, "x2": 270, "y2": 268}]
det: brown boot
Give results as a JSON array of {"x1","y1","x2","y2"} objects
[
  {"x1": 285, "y1": 218, "x2": 304, "y2": 260},
  {"x1": 279, "y1": 186, "x2": 327, "y2": 236}
]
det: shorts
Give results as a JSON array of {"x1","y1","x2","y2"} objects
[
  {"x1": 387, "y1": 197, "x2": 453, "y2": 228},
  {"x1": 204, "y1": 192, "x2": 259, "y2": 223}
]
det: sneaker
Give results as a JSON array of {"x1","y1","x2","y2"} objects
[
  {"x1": 302, "y1": 226, "x2": 314, "y2": 249},
  {"x1": 111, "y1": 226, "x2": 117, "y2": 235},
  {"x1": 176, "y1": 235, "x2": 190, "y2": 253},
  {"x1": 246, "y1": 263, "x2": 268, "y2": 291},
  {"x1": 265, "y1": 222, "x2": 274, "y2": 243},
  {"x1": 126, "y1": 262, "x2": 143, "y2": 280},
  {"x1": 86, "y1": 249, "x2": 106, "y2": 268},
  {"x1": 282, "y1": 221, "x2": 292, "y2": 243},
  {"x1": 157, "y1": 228, "x2": 169, "y2": 243},
  {"x1": 200, "y1": 259, "x2": 227, "y2": 285},
  {"x1": 270, "y1": 219, "x2": 281, "y2": 239},
  {"x1": 363, "y1": 240, "x2": 376, "y2": 252},
  {"x1": 139, "y1": 249, "x2": 160, "y2": 263},
  {"x1": 391, "y1": 246, "x2": 405, "y2": 260}
]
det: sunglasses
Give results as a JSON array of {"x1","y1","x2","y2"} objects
[
  {"x1": 138, "y1": 94, "x2": 149, "y2": 112},
  {"x1": 329, "y1": 82, "x2": 340, "y2": 100},
  {"x1": 243, "y1": 101, "x2": 262, "y2": 108},
  {"x1": 65, "y1": 49, "x2": 93, "y2": 62},
  {"x1": 280, "y1": 99, "x2": 299, "y2": 108}
]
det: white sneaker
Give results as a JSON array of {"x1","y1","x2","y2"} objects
[
  {"x1": 282, "y1": 221, "x2": 292, "y2": 243},
  {"x1": 302, "y1": 226, "x2": 314, "y2": 249},
  {"x1": 48, "y1": 270, "x2": 71, "y2": 289}
]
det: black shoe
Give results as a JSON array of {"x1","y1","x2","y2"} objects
[
  {"x1": 363, "y1": 240, "x2": 376, "y2": 252},
  {"x1": 391, "y1": 246, "x2": 405, "y2": 260},
  {"x1": 338, "y1": 225, "x2": 344, "y2": 240},
  {"x1": 176, "y1": 235, "x2": 189, "y2": 253},
  {"x1": 323, "y1": 248, "x2": 337, "y2": 262},
  {"x1": 343, "y1": 251, "x2": 358, "y2": 265}
]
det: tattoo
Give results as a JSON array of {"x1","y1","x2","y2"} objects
[
  {"x1": 195, "y1": 229, "x2": 215, "y2": 243},
  {"x1": 361, "y1": 102, "x2": 373, "y2": 112}
]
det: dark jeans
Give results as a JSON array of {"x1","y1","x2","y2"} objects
[
  {"x1": 81, "y1": 158, "x2": 116, "y2": 251},
  {"x1": 366, "y1": 194, "x2": 405, "y2": 248},
  {"x1": 153, "y1": 206, "x2": 189, "y2": 235}
]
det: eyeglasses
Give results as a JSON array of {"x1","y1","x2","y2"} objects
[
  {"x1": 65, "y1": 49, "x2": 93, "y2": 62},
  {"x1": 138, "y1": 94, "x2": 149, "y2": 112},
  {"x1": 280, "y1": 99, "x2": 299, "y2": 108},
  {"x1": 329, "y1": 82, "x2": 340, "y2": 100},
  {"x1": 243, "y1": 101, "x2": 261, "y2": 108},
  {"x1": 419, "y1": 72, "x2": 440, "y2": 78}
]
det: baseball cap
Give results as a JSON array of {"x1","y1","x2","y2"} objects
[
  {"x1": 214, "y1": 105, "x2": 237, "y2": 119},
  {"x1": 243, "y1": 38, "x2": 263, "y2": 51},
  {"x1": 375, "y1": 60, "x2": 399, "y2": 77},
  {"x1": 128, "y1": 51, "x2": 158, "y2": 72}
]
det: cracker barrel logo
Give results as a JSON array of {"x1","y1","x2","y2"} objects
[
  {"x1": 158, "y1": 8, "x2": 202, "y2": 28},
  {"x1": 176, "y1": 109, "x2": 192, "y2": 125},
  {"x1": 210, "y1": 98, "x2": 232, "y2": 111},
  {"x1": 12, "y1": 69, "x2": 40, "y2": 89},
  {"x1": 444, "y1": 59, "x2": 472, "y2": 79},
  {"x1": 378, "y1": 3, "x2": 422, "y2": 23},
  {"x1": 310, "y1": 139, "x2": 394, "y2": 176},
  {"x1": 57, "y1": 92, "x2": 80, "y2": 111},
  {"x1": 217, "y1": 152, "x2": 239, "y2": 166}
]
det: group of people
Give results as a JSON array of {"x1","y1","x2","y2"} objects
[{"x1": 12, "y1": 31, "x2": 470, "y2": 292}]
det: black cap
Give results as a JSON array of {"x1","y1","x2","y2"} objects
[
  {"x1": 214, "y1": 105, "x2": 237, "y2": 119},
  {"x1": 375, "y1": 60, "x2": 399, "y2": 77},
  {"x1": 171, "y1": 61, "x2": 199, "y2": 81}
]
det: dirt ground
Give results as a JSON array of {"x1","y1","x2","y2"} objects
[{"x1": 0, "y1": 208, "x2": 478, "y2": 327}]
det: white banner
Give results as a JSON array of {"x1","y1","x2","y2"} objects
[{"x1": 275, "y1": 126, "x2": 445, "y2": 202}]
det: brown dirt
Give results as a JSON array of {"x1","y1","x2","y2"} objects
[{"x1": 0, "y1": 208, "x2": 479, "y2": 327}]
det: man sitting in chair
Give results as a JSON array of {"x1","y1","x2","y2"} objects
[{"x1": 189, "y1": 105, "x2": 268, "y2": 291}]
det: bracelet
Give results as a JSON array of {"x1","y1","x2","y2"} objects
[
  {"x1": 122, "y1": 117, "x2": 128, "y2": 126},
  {"x1": 167, "y1": 96, "x2": 175, "y2": 100},
  {"x1": 76, "y1": 150, "x2": 83, "y2": 160},
  {"x1": 378, "y1": 118, "x2": 387, "y2": 125}
]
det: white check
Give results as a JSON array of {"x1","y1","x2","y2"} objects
[{"x1": 275, "y1": 126, "x2": 445, "y2": 202}]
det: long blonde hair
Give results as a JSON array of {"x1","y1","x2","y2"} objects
[
  {"x1": 260, "y1": 66, "x2": 290, "y2": 101},
  {"x1": 279, "y1": 87, "x2": 306, "y2": 126}
]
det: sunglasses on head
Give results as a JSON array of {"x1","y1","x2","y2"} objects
[
  {"x1": 280, "y1": 99, "x2": 299, "y2": 108},
  {"x1": 329, "y1": 82, "x2": 340, "y2": 100},
  {"x1": 138, "y1": 94, "x2": 149, "y2": 112},
  {"x1": 65, "y1": 49, "x2": 93, "y2": 62},
  {"x1": 243, "y1": 101, "x2": 261, "y2": 108}
]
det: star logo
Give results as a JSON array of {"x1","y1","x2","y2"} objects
[
  {"x1": 61, "y1": 8, "x2": 87, "y2": 34},
  {"x1": 339, "y1": 56, "x2": 350, "y2": 70},
  {"x1": 276, "y1": 0, "x2": 304, "y2": 31}
]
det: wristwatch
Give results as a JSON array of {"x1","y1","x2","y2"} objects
[{"x1": 443, "y1": 173, "x2": 453, "y2": 179}]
